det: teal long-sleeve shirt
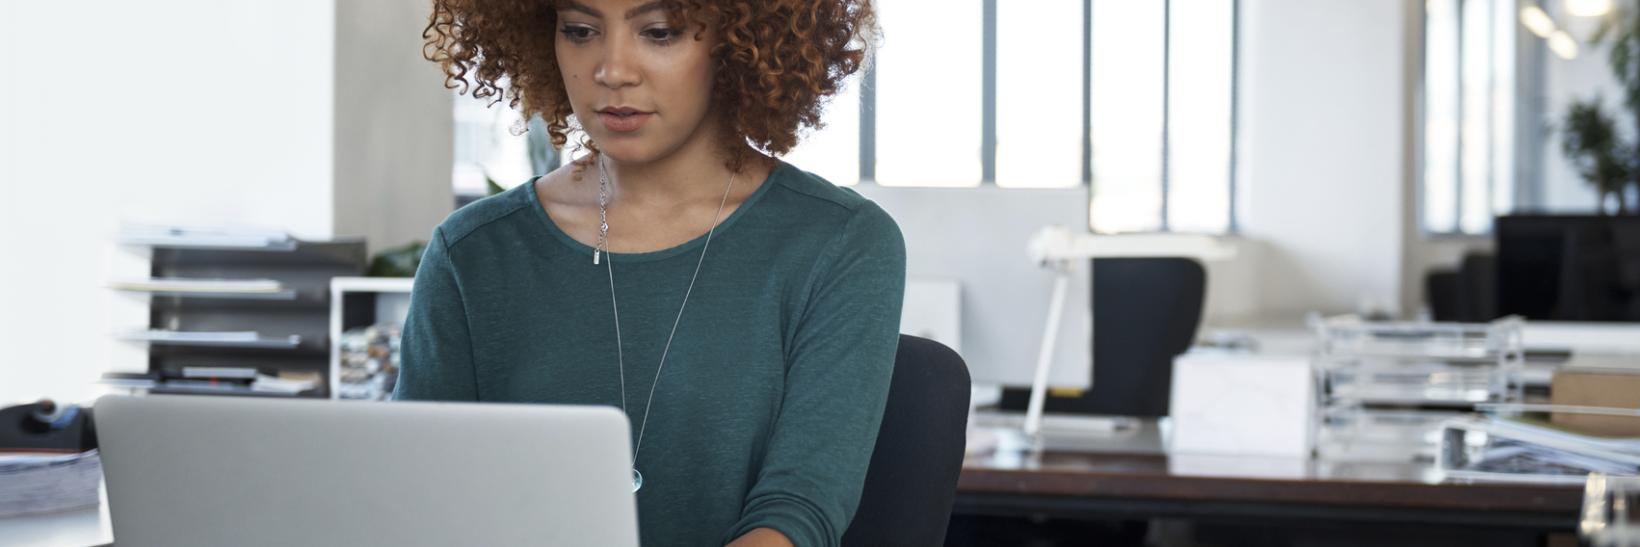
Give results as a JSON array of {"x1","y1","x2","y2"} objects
[{"x1": 393, "y1": 161, "x2": 907, "y2": 547}]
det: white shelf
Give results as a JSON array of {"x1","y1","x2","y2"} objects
[
  {"x1": 117, "y1": 224, "x2": 297, "y2": 251},
  {"x1": 117, "y1": 235, "x2": 298, "y2": 251},
  {"x1": 330, "y1": 277, "x2": 414, "y2": 294},
  {"x1": 110, "y1": 278, "x2": 297, "y2": 301},
  {"x1": 118, "y1": 330, "x2": 301, "y2": 349},
  {"x1": 113, "y1": 280, "x2": 301, "y2": 301},
  {"x1": 139, "y1": 289, "x2": 298, "y2": 301}
]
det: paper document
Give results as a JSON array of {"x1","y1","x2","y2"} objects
[
  {"x1": 1438, "y1": 415, "x2": 1640, "y2": 484},
  {"x1": 0, "y1": 450, "x2": 102, "y2": 518},
  {"x1": 111, "y1": 278, "x2": 284, "y2": 293},
  {"x1": 124, "y1": 330, "x2": 260, "y2": 343}
]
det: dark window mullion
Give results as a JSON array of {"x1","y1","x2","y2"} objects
[
  {"x1": 1229, "y1": 0, "x2": 1242, "y2": 233},
  {"x1": 1082, "y1": 0, "x2": 1093, "y2": 189},
  {"x1": 1483, "y1": 0, "x2": 1496, "y2": 233},
  {"x1": 982, "y1": 0, "x2": 998, "y2": 184},
  {"x1": 1452, "y1": 0, "x2": 1465, "y2": 233},
  {"x1": 1160, "y1": 0, "x2": 1173, "y2": 231}
]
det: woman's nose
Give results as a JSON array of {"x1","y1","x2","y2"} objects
[{"x1": 594, "y1": 35, "x2": 641, "y2": 89}]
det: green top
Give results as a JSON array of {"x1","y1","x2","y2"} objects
[{"x1": 392, "y1": 161, "x2": 907, "y2": 547}]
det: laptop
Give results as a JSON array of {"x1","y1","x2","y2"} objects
[{"x1": 94, "y1": 395, "x2": 639, "y2": 547}]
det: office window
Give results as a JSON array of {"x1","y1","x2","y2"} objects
[
  {"x1": 873, "y1": 0, "x2": 986, "y2": 187},
  {"x1": 1421, "y1": 0, "x2": 1515, "y2": 235},
  {"x1": 865, "y1": 0, "x2": 1237, "y2": 235},
  {"x1": 1089, "y1": 0, "x2": 1166, "y2": 232},
  {"x1": 1089, "y1": 0, "x2": 1237, "y2": 234},
  {"x1": 1166, "y1": 0, "x2": 1236, "y2": 233},
  {"x1": 783, "y1": 73, "x2": 863, "y2": 186},
  {"x1": 994, "y1": 0, "x2": 1084, "y2": 189},
  {"x1": 452, "y1": 91, "x2": 536, "y2": 197},
  {"x1": 451, "y1": 1, "x2": 1239, "y2": 232}
]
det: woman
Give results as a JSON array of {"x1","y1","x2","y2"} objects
[{"x1": 394, "y1": 0, "x2": 902, "y2": 546}]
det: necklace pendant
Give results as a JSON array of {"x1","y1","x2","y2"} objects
[
  {"x1": 632, "y1": 468, "x2": 643, "y2": 492},
  {"x1": 593, "y1": 249, "x2": 601, "y2": 265}
]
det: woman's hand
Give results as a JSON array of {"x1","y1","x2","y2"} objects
[{"x1": 726, "y1": 527, "x2": 794, "y2": 547}]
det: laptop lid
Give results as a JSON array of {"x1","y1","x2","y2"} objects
[{"x1": 94, "y1": 395, "x2": 638, "y2": 547}]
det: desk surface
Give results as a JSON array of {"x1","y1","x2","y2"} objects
[{"x1": 958, "y1": 427, "x2": 1586, "y2": 530}]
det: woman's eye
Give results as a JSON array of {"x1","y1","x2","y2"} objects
[
  {"x1": 559, "y1": 25, "x2": 596, "y2": 42},
  {"x1": 642, "y1": 27, "x2": 680, "y2": 43}
]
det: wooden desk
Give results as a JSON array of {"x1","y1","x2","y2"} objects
[{"x1": 958, "y1": 447, "x2": 1584, "y2": 532}]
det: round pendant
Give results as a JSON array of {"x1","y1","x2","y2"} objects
[{"x1": 632, "y1": 468, "x2": 643, "y2": 492}]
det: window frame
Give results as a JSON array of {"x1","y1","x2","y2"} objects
[
  {"x1": 450, "y1": 0, "x2": 1243, "y2": 235},
  {"x1": 1416, "y1": 0, "x2": 1537, "y2": 238},
  {"x1": 857, "y1": 0, "x2": 1241, "y2": 235}
]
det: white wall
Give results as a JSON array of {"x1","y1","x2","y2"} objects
[
  {"x1": 334, "y1": 0, "x2": 455, "y2": 256},
  {"x1": 1233, "y1": 0, "x2": 1410, "y2": 319},
  {"x1": 0, "y1": 1, "x2": 452, "y2": 406}
]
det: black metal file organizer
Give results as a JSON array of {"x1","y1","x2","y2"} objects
[{"x1": 115, "y1": 235, "x2": 367, "y2": 398}]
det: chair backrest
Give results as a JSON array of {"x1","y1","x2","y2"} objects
[
  {"x1": 1082, "y1": 257, "x2": 1206, "y2": 416},
  {"x1": 998, "y1": 257, "x2": 1206, "y2": 417},
  {"x1": 842, "y1": 335, "x2": 971, "y2": 547}
]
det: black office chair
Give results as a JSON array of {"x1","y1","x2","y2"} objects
[
  {"x1": 998, "y1": 257, "x2": 1206, "y2": 417},
  {"x1": 842, "y1": 335, "x2": 971, "y2": 547},
  {"x1": 1427, "y1": 252, "x2": 1497, "y2": 322}
]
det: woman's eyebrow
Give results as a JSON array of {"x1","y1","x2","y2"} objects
[{"x1": 561, "y1": 1, "x2": 665, "y2": 20}]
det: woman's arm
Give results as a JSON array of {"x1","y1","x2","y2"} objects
[
  {"x1": 727, "y1": 527, "x2": 794, "y2": 547},
  {"x1": 392, "y1": 226, "x2": 481, "y2": 401},
  {"x1": 722, "y1": 203, "x2": 907, "y2": 547}
]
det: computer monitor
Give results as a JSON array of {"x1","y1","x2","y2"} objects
[
  {"x1": 1496, "y1": 214, "x2": 1640, "y2": 322},
  {"x1": 853, "y1": 184, "x2": 1093, "y2": 389}
]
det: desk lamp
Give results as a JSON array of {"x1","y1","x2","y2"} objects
[{"x1": 1015, "y1": 226, "x2": 1237, "y2": 448}]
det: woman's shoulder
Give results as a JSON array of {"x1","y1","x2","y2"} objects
[
  {"x1": 765, "y1": 163, "x2": 903, "y2": 251},
  {"x1": 768, "y1": 162, "x2": 876, "y2": 214},
  {"x1": 432, "y1": 177, "x2": 540, "y2": 249}
]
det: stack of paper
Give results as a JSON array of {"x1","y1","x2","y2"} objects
[
  {"x1": 1439, "y1": 415, "x2": 1640, "y2": 484},
  {"x1": 251, "y1": 374, "x2": 318, "y2": 395},
  {"x1": 110, "y1": 278, "x2": 285, "y2": 294},
  {"x1": 0, "y1": 450, "x2": 102, "y2": 518},
  {"x1": 181, "y1": 366, "x2": 259, "y2": 379},
  {"x1": 122, "y1": 330, "x2": 260, "y2": 343},
  {"x1": 117, "y1": 223, "x2": 294, "y2": 249}
]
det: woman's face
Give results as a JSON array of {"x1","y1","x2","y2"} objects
[{"x1": 555, "y1": 0, "x2": 718, "y2": 165}]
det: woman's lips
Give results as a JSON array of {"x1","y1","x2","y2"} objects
[{"x1": 598, "y1": 111, "x2": 651, "y2": 133}]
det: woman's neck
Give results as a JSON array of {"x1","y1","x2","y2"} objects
[{"x1": 598, "y1": 135, "x2": 765, "y2": 209}]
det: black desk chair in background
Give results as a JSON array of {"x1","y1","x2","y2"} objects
[
  {"x1": 843, "y1": 335, "x2": 971, "y2": 547},
  {"x1": 1427, "y1": 252, "x2": 1497, "y2": 322},
  {"x1": 998, "y1": 257, "x2": 1207, "y2": 417}
]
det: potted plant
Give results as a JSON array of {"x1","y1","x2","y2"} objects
[{"x1": 1560, "y1": 7, "x2": 1640, "y2": 214}]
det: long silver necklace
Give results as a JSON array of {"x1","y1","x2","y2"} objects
[{"x1": 596, "y1": 154, "x2": 735, "y2": 493}]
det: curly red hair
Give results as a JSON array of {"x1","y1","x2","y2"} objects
[{"x1": 423, "y1": 0, "x2": 876, "y2": 171}]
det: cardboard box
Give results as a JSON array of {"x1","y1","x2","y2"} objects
[{"x1": 1550, "y1": 366, "x2": 1640, "y2": 436}]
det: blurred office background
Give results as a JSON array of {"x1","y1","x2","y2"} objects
[
  {"x1": 4, "y1": 0, "x2": 1640, "y2": 544},
  {"x1": 7, "y1": 0, "x2": 1616, "y2": 403}
]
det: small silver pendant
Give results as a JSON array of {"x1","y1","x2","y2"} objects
[
  {"x1": 632, "y1": 468, "x2": 643, "y2": 492},
  {"x1": 594, "y1": 249, "x2": 601, "y2": 265}
]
